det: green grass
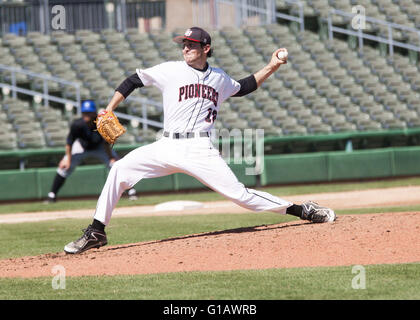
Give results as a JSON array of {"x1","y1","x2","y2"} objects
[
  {"x1": 2, "y1": 176, "x2": 420, "y2": 215},
  {"x1": 1, "y1": 263, "x2": 419, "y2": 299},
  {"x1": 1, "y1": 177, "x2": 419, "y2": 300},
  {"x1": 1, "y1": 203, "x2": 419, "y2": 260},
  {"x1": 0, "y1": 212, "x2": 295, "y2": 259}
]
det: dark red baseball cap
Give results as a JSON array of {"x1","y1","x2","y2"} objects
[{"x1": 173, "y1": 27, "x2": 211, "y2": 45}]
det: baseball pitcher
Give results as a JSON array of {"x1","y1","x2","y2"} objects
[{"x1": 64, "y1": 27, "x2": 335, "y2": 254}]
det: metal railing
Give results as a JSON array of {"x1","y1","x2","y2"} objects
[
  {"x1": 116, "y1": 95, "x2": 163, "y2": 131},
  {"x1": 0, "y1": 63, "x2": 81, "y2": 111},
  {"x1": 192, "y1": 0, "x2": 304, "y2": 31},
  {"x1": 327, "y1": 9, "x2": 420, "y2": 56},
  {"x1": 0, "y1": 64, "x2": 163, "y2": 132},
  {"x1": 215, "y1": 0, "x2": 276, "y2": 26},
  {"x1": 276, "y1": 0, "x2": 304, "y2": 32}
]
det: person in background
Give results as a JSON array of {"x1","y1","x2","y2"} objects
[{"x1": 46, "y1": 100, "x2": 138, "y2": 203}]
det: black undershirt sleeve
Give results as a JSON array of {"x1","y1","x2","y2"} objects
[
  {"x1": 66, "y1": 122, "x2": 77, "y2": 146},
  {"x1": 115, "y1": 73, "x2": 144, "y2": 98},
  {"x1": 232, "y1": 74, "x2": 258, "y2": 97}
]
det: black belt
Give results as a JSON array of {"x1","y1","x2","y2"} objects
[{"x1": 163, "y1": 131, "x2": 210, "y2": 139}]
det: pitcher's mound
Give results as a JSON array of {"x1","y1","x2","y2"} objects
[{"x1": 1, "y1": 212, "x2": 419, "y2": 278}]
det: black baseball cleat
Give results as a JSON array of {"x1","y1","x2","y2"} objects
[
  {"x1": 64, "y1": 225, "x2": 107, "y2": 254},
  {"x1": 301, "y1": 201, "x2": 336, "y2": 223}
]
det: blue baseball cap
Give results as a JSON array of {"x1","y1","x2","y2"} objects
[{"x1": 81, "y1": 100, "x2": 97, "y2": 113}]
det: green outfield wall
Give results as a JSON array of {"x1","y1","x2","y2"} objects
[
  {"x1": 2, "y1": 128, "x2": 420, "y2": 171},
  {"x1": 260, "y1": 146, "x2": 420, "y2": 185},
  {"x1": 0, "y1": 162, "x2": 257, "y2": 201},
  {"x1": 1, "y1": 146, "x2": 420, "y2": 201}
]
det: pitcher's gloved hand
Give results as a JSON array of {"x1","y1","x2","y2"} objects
[{"x1": 95, "y1": 110, "x2": 126, "y2": 145}]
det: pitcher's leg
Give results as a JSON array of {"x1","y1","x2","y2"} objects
[
  {"x1": 64, "y1": 140, "x2": 178, "y2": 254},
  {"x1": 183, "y1": 155, "x2": 292, "y2": 214},
  {"x1": 94, "y1": 142, "x2": 177, "y2": 225},
  {"x1": 93, "y1": 159, "x2": 132, "y2": 225},
  {"x1": 92, "y1": 145, "x2": 137, "y2": 199},
  {"x1": 184, "y1": 155, "x2": 335, "y2": 222}
]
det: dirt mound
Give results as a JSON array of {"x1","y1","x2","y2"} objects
[{"x1": 1, "y1": 212, "x2": 419, "y2": 278}]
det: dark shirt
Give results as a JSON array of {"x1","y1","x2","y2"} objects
[{"x1": 66, "y1": 118, "x2": 103, "y2": 150}]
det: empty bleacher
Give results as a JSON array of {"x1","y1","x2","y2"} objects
[{"x1": 1, "y1": 17, "x2": 420, "y2": 151}]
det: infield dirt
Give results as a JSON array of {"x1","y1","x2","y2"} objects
[
  {"x1": 0, "y1": 211, "x2": 419, "y2": 278},
  {"x1": 0, "y1": 186, "x2": 419, "y2": 278}
]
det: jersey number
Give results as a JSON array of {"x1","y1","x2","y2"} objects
[{"x1": 205, "y1": 108, "x2": 217, "y2": 123}]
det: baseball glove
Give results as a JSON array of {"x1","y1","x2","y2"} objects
[{"x1": 95, "y1": 110, "x2": 126, "y2": 145}]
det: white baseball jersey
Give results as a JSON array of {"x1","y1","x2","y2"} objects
[
  {"x1": 136, "y1": 61, "x2": 241, "y2": 133},
  {"x1": 94, "y1": 60, "x2": 293, "y2": 226}
]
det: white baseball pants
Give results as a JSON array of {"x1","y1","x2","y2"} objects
[{"x1": 94, "y1": 136, "x2": 292, "y2": 225}]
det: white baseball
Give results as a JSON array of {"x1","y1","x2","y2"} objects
[{"x1": 277, "y1": 50, "x2": 288, "y2": 60}]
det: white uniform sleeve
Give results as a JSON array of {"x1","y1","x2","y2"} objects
[
  {"x1": 218, "y1": 74, "x2": 241, "y2": 104},
  {"x1": 227, "y1": 77, "x2": 241, "y2": 97},
  {"x1": 136, "y1": 62, "x2": 172, "y2": 91}
]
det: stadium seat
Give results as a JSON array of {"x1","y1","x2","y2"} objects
[
  {"x1": 0, "y1": 131, "x2": 18, "y2": 149},
  {"x1": 2, "y1": 22, "x2": 420, "y2": 146}
]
